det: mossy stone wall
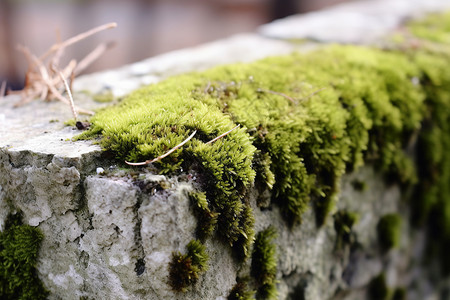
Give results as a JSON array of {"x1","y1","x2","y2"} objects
[{"x1": 1, "y1": 9, "x2": 450, "y2": 300}]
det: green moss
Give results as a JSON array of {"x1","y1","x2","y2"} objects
[
  {"x1": 64, "y1": 119, "x2": 77, "y2": 127},
  {"x1": 78, "y1": 12, "x2": 450, "y2": 275},
  {"x1": 186, "y1": 239, "x2": 209, "y2": 270},
  {"x1": 377, "y1": 213, "x2": 402, "y2": 252},
  {"x1": 0, "y1": 213, "x2": 48, "y2": 300},
  {"x1": 82, "y1": 45, "x2": 425, "y2": 228},
  {"x1": 251, "y1": 227, "x2": 277, "y2": 300},
  {"x1": 409, "y1": 12, "x2": 450, "y2": 43},
  {"x1": 168, "y1": 239, "x2": 208, "y2": 292},
  {"x1": 368, "y1": 273, "x2": 390, "y2": 300},
  {"x1": 228, "y1": 278, "x2": 255, "y2": 300},
  {"x1": 333, "y1": 210, "x2": 359, "y2": 250},
  {"x1": 404, "y1": 14, "x2": 450, "y2": 274},
  {"x1": 392, "y1": 287, "x2": 406, "y2": 300},
  {"x1": 189, "y1": 191, "x2": 219, "y2": 240}
]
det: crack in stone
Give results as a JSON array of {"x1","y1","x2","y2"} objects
[{"x1": 133, "y1": 192, "x2": 146, "y2": 277}]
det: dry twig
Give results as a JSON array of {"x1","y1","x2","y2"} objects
[
  {"x1": 59, "y1": 71, "x2": 77, "y2": 120},
  {"x1": 125, "y1": 124, "x2": 241, "y2": 167},
  {"x1": 206, "y1": 124, "x2": 240, "y2": 144},
  {"x1": 300, "y1": 87, "x2": 327, "y2": 101},
  {"x1": 258, "y1": 88, "x2": 296, "y2": 103},
  {"x1": 10, "y1": 22, "x2": 117, "y2": 116},
  {"x1": 125, "y1": 130, "x2": 198, "y2": 166}
]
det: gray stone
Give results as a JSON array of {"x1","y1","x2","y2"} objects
[{"x1": 259, "y1": 0, "x2": 450, "y2": 44}]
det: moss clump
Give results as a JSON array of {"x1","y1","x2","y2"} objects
[
  {"x1": 79, "y1": 73, "x2": 257, "y2": 258},
  {"x1": 368, "y1": 273, "x2": 390, "y2": 300},
  {"x1": 333, "y1": 210, "x2": 359, "y2": 250},
  {"x1": 392, "y1": 287, "x2": 406, "y2": 300},
  {"x1": 251, "y1": 227, "x2": 278, "y2": 300},
  {"x1": 168, "y1": 239, "x2": 209, "y2": 292},
  {"x1": 377, "y1": 213, "x2": 402, "y2": 252},
  {"x1": 0, "y1": 213, "x2": 48, "y2": 300},
  {"x1": 189, "y1": 191, "x2": 219, "y2": 240},
  {"x1": 228, "y1": 278, "x2": 255, "y2": 300},
  {"x1": 82, "y1": 44, "x2": 426, "y2": 231}
]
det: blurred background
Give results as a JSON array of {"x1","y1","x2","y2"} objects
[{"x1": 0, "y1": 0, "x2": 355, "y2": 90}]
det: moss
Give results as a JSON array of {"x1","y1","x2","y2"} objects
[
  {"x1": 78, "y1": 12, "x2": 450, "y2": 275},
  {"x1": 377, "y1": 213, "x2": 402, "y2": 252},
  {"x1": 0, "y1": 213, "x2": 48, "y2": 300},
  {"x1": 392, "y1": 287, "x2": 406, "y2": 300},
  {"x1": 368, "y1": 273, "x2": 390, "y2": 300},
  {"x1": 251, "y1": 227, "x2": 277, "y2": 300},
  {"x1": 64, "y1": 119, "x2": 77, "y2": 127},
  {"x1": 168, "y1": 239, "x2": 209, "y2": 292},
  {"x1": 409, "y1": 12, "x2": 450, "y2": 43},
  {"x1": 188, "y1": 191, "x2": 219, "y2": 240},
  {"x1": 186, "y1": 239, "x2": 209, "y2": 270},
  {"x1": 82, "y1": 45, "x2": 424, "y2": 228},
  {"x1": 333, "y1": 210, "x2": 359, "y2": 250},
  {"x1": 404, "y1": 14, "x2": 450, "y2": 274},
  {"x1": 228, "y1": 278, "x2": 255, "y2": 300}
]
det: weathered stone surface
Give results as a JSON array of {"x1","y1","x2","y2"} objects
[{"x1": 1, "y1": 135, "x2": 434, "y2": 299}]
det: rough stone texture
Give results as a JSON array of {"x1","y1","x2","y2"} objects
[{"x1": 1, "y1": 0, "x2": 450, "y2": 299}]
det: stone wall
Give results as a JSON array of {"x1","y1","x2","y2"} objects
[{"x1": 1, "y1": 0, "x2": 450, "y2": 299}]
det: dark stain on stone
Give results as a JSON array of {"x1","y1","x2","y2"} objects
[{"x1": 135, "y1": 258, "x2": 146, "y2": 276}]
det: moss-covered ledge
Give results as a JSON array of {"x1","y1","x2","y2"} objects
[
  {"x1": 1, "y1": 8, "x2": 450, "y2": 300},
  {"x1": 72, "y1": 11, "x2": 450, "y2": 298}
]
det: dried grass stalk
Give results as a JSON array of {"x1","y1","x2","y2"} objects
[
  {"x1": 126, "y1": 130, "x2": 198, "y2": 166},
  {"x1": 206, "y1": 124, "x2": 240, "y2": 144},
  {"x1": 11, "y1": 22, "x2": 117, "y2": 116}
]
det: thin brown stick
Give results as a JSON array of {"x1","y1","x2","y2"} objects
[
  {"x1": 204, "y1": 81, "x2": 211, "y2": 94},
  {"x1": 13, "y1": 90, "x2": 41, "y2": 107},
  {"x1": 300, "y1": 87, "x2": 326, "y2": 101},
  {"x1": 16, "y1": 45, "x2": 36, "y2": 72},
  {"x1": 75, "y1": 42, "x2": 108, "y2": 75},
  {"x1": 43, "y1": 74, "x2": 94, "y2": 115},
  {"x1": 41, "y1": 22, "x2": 117, "y2": 61},
  {"x1": 59, "y1": 71, "x2": 77, "y2": 120},
  {"x1": 69, "y1": 70, "x2": 75, "y2": 91},
  {"x1": 258, "y1": 88, "x2": 296, "y2": 103},
  {"x1": 125, "y1": 130, "x2": 197, "y2": 166},
  {"x1": 49, "y1": 59, "x2": 76, "y2": 86},
  {"x1": 206, "y1": 124, "x2": 240, "y2": 145}
]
